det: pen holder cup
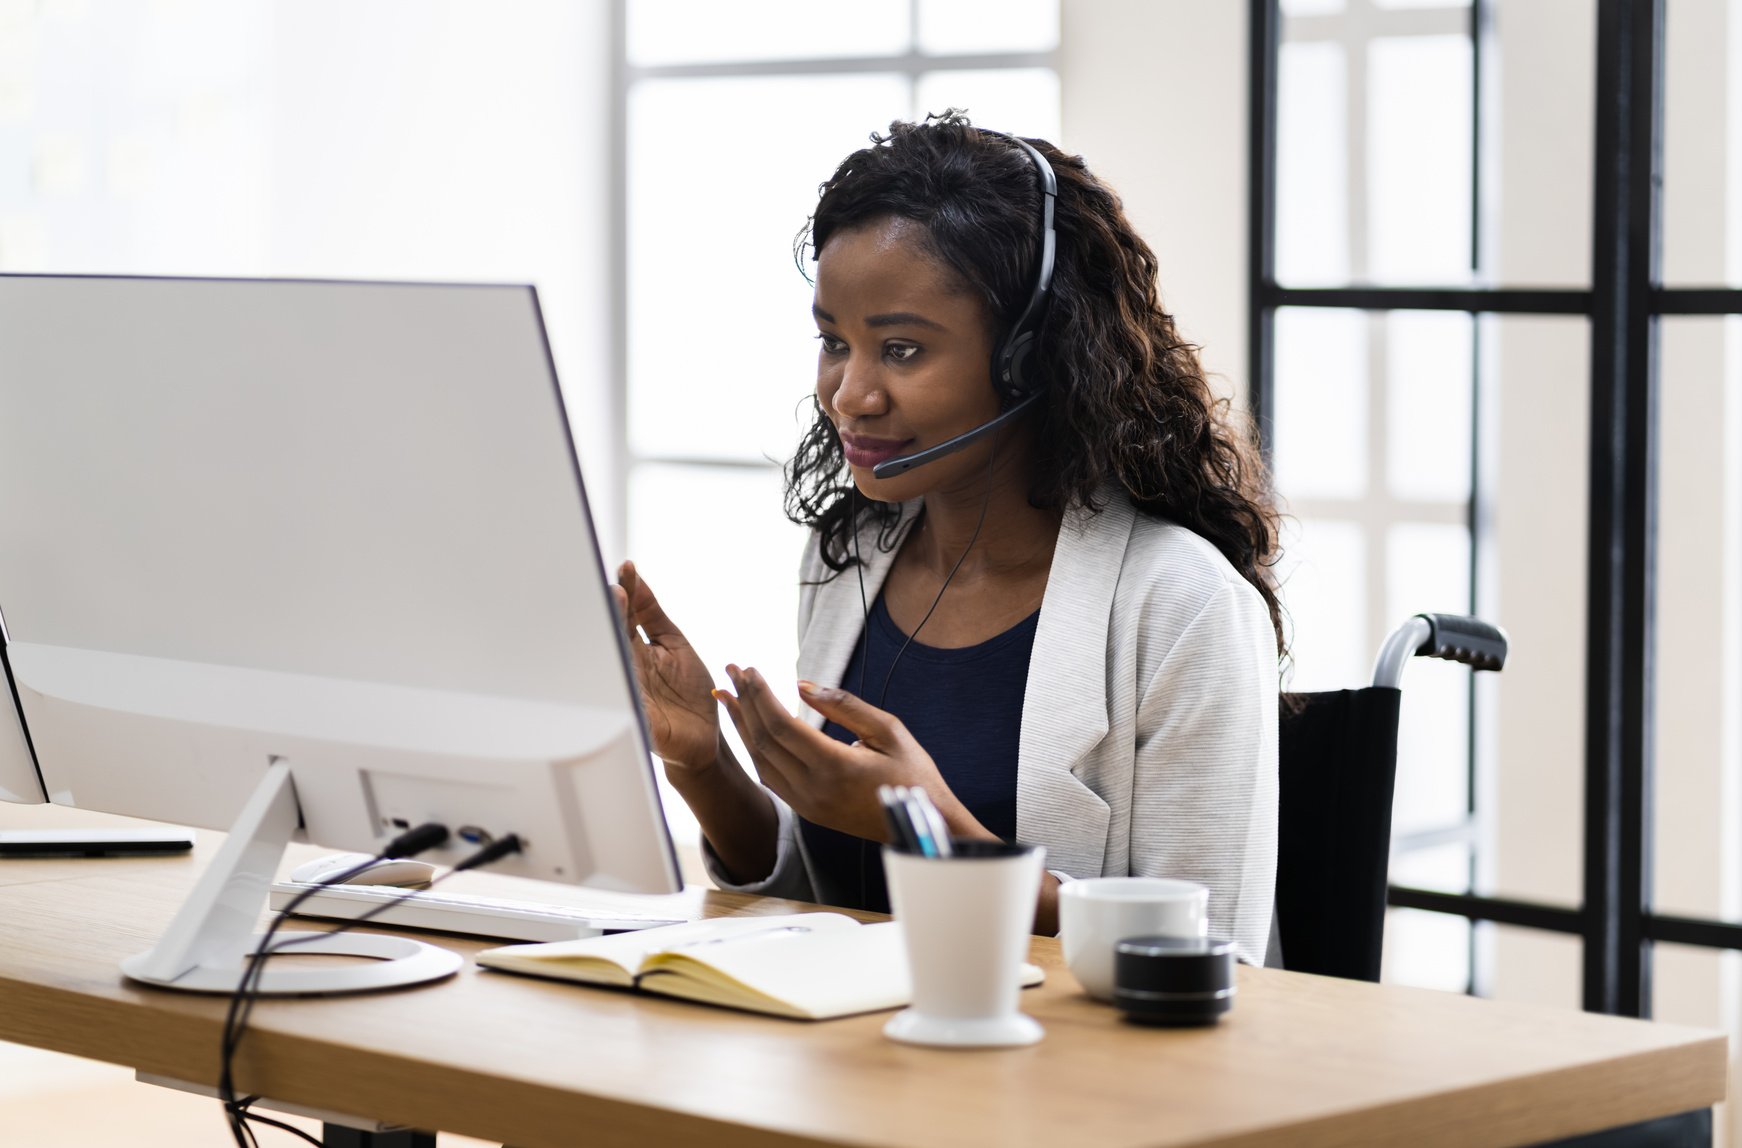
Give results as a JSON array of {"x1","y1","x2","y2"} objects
[{"x1": 882, "y1": 841, "x2": 1045, "y2": 1048}]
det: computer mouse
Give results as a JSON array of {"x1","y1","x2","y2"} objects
[{"x1": 288, "y1": 852, "x2": 437, "y2": 887}]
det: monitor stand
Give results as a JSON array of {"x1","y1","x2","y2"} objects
[{"x1": 120, "y1": 759, "x2": 461, "y2": 996}]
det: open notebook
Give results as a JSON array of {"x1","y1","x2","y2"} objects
[{"x1": 476, "y1": 912, "x2": 1044, "y2": 1020}]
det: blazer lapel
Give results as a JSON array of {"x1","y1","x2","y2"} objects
[{"x1": 1016, "y1": 493, "x2": 1134, "y2": 874}]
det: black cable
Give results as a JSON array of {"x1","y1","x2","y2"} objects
[
  {"x1": 266, "y1": 834, "x2": 525, "y2": 956},
  {"x1": 222, "y1": 833, "x2": 524, "y2": 1144},
  {"x1": 224, "y1": 829, "x2": 522, "y2": 1102},
  {"x1": 851, "y1": 437, "x2": 998, "y2": 907},
  {"x1": 219, "y1": 822, "x2": 461, "y2": 1145},
  {"x1": 223, "y1": 826, "x2": 445, "y2": 1089},
  {"x1": 852, "y1": 486, "x2": 870, "y2": 703},
  {"x1": 235, "y1": 1110, "x2": 323, "y2": 1148},
  {"x1": 221, "y1": 853, "x2": 383, "y2": 1146},
  {"x1": 226, "y1": 872, "x2": 469, "y2": 1146},
  {"x1": 876, "y1": 438, "x2": 996, "y2": 710}
]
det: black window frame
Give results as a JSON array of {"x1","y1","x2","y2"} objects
[{"x1": 1250, "y1": 0, "x2": 1742, "y2": 1018}]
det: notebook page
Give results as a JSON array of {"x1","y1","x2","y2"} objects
[
  {"x1": 640, "y1": 920, "x2": 915, "y2": 1019},
  {"x1": 477, "y1": 913, "x2": 858, "y2": 986}
]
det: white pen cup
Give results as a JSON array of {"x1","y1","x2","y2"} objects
[
  {"x1": 882, "y1": 841, "x2": 1045, "y2": 1048},
  {"x1": 1058, "y1": 877, "x2": 1209, "y2": 1002}
]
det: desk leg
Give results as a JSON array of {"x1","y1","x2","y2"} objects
[
  {"x1": 321, "y1": 1125, "x2": 436, "y2": 1148},
  {"x1": 1533, "y1": 1108, "x2": 1712, "y2": 1147}
]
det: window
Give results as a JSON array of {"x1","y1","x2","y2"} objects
[
  {"x1": 1253, "y1": 0, "x2": 1742, "y2": 1082},
  {"x1": 1266, "y1": 0, "x2": 1484, "y2": 996}
]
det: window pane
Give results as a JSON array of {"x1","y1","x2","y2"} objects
[
  {"x1": 626, "y1": 0, "x2": 910, "y2": 66},
  {"x1": 1490, "y1": 0, "x2": 1594, "y2": 288},
  {"x1": 1481, "y1": 923, "x2": 1582, "y2": 1011},
  {"x1": 1386, "y1": 310, "x2": 1473, "y2": 502},
  {"x1": 917, "y1": 0, "x2": 1057, "y2": 55},
  {"x1": 1277, "y1": 517, "x2": 1368, "y2": 693},
  {"x1": 627, "y1": 74, "x2": 908, "y2": 464},
  {"x1": 914, "y1": 68, "x2": 1060, "y2": 142},
  {"x1": 1383, "y1": 907, "x2": 1470, "y2": 992},
  {"x1": 1276, "y1": 40, "x2": 1349, "y2": 285},
  {"x1": 1661, "y1": 0, "x2": 1739, "y2": 286},
  {"x1": 1388, "y1": 523, "x2": 1471, "y2": 835},
  {"x1": 1391, "y1": 841, "x2": 1472, "y2": 894},
  {"x1": 1366, "y1": 34, "x2": 1472, "y2": 283},
  {"x1": 1482, "y1": 314, "x2": 1589, "y2": 910},
  {"x1": 1387, "y1": 522, "x2": 1470, "y2": 625},
  {"x1": 1273, "y1": 307, "x2": 1367, "y2": 499},
  {"x1": 626, "y1": 463, "x2": 812, "y2": 849},
  {"x1": 1653, "y1": 318, "x2": 1742, "y2": 926}
]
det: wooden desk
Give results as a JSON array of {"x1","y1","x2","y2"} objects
[{"x1": 0, "y1": 826, "x2": 1726, "y2": 1148}]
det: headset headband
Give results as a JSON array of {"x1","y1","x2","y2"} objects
[{"x1": 986, "y1": 131, "x2": 1058, "y2": 400}]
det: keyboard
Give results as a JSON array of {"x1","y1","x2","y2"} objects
[{"x1": 268, "y1": 881, "x2": 692, "y2": 943}]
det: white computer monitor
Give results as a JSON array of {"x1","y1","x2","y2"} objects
[{"x1": 0, "y1": 274, "x2": 680, "y2": 993}]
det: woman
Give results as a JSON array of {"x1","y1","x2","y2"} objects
[{"x1": 613, "y1": 113, "x2": 1283, "y2": 963}]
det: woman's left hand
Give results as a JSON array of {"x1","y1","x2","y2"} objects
[{"x1": 714, "y1": 665, "x2": 968, "y2": 842}]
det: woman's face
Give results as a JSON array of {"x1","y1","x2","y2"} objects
[{"x1": 813, "y1": 216, "x2": 1002, "y2": 502}]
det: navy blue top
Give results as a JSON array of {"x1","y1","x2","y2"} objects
[{"x1": 797, "y1": 593, "x2": 1040, "y2": 914}]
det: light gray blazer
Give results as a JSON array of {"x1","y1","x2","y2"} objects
[{"x1": 704, "y1": 491, "x2": 1279, "y2": 964}]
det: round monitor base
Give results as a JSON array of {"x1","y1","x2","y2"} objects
[{"x1": 122, "y1": 931, "x2": 462, "y2": 996}]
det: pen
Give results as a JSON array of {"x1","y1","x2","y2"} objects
[
  {"x1": 879, "y1": 785, "x2": 920, "y2": 853},
  {"x1": 898, "y1": 787, "x2": 939, "y2": 858},
  {"x1": 908, "y1": 788, "x2": 954, "y2": 859}
]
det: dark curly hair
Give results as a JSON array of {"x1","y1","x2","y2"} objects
[{"x1": 785, "y1": 112, "x2": 1286, "y2": 658}]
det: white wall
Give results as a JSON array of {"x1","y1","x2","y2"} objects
[
  {"x1": 261, "y1": 1, "x2": 618, "y2": 544},
  {"x1": 0, "y1": 0, "x2": 618, "y2": 542},
  {"x1": 1059, "y1": 0, "x2": 1248, "y2": 401}
]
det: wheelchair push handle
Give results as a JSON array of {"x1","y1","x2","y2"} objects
[
  {"x1": 1371, "y1": 614, "x2": 1509, "y2": 689},
  {"x1": 1418, "y1": 613, "x2": 1508, "y2": 671}
]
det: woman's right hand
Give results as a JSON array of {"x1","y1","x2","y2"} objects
[{"x1": 611, "y1": 560, "x2": 722, "y2": 776}]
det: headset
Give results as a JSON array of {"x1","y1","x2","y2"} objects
[{"x1": 870, "y1": 131, "x2": 1058, "y2": 479}]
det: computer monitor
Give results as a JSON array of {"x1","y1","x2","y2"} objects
[
  {"x1": 0, "y1": 641, "x2": 45, "y2": 804},
  {"x1": 0, "y1": 274, "x2": 681, "y2": 993}
]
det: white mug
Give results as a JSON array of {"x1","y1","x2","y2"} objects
[{"x1": 1058, "y1": 877, "x2": 1208, "y2": 1001}]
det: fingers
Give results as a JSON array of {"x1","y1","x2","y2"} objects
[
  {"x1": 616, "y1": 560, "x2": 686, "y2": 645},
  {"x1": 609, "y1": 584, "x2": 641, "y2": 645},
  {"x1": 796, "y1": 680, "x2": 903, "y2": 751},
  {"x1": 714, "y1": 669, "x2": 801, "y2": 800},
  {"x1": 719, "y1": 665, "x2": 848, "y2": 790},
  {"x1": 733, "y1": 666, "x2": 850, "y2": 766}
]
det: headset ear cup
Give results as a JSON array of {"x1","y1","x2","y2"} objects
[{"x1": 1002, "y1": 330, "x2": 1036, "y2": 401}]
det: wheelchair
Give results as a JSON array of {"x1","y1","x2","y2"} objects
[{"x1": 1275, "y1": 613, "x2": 1509, "y2": 981}]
